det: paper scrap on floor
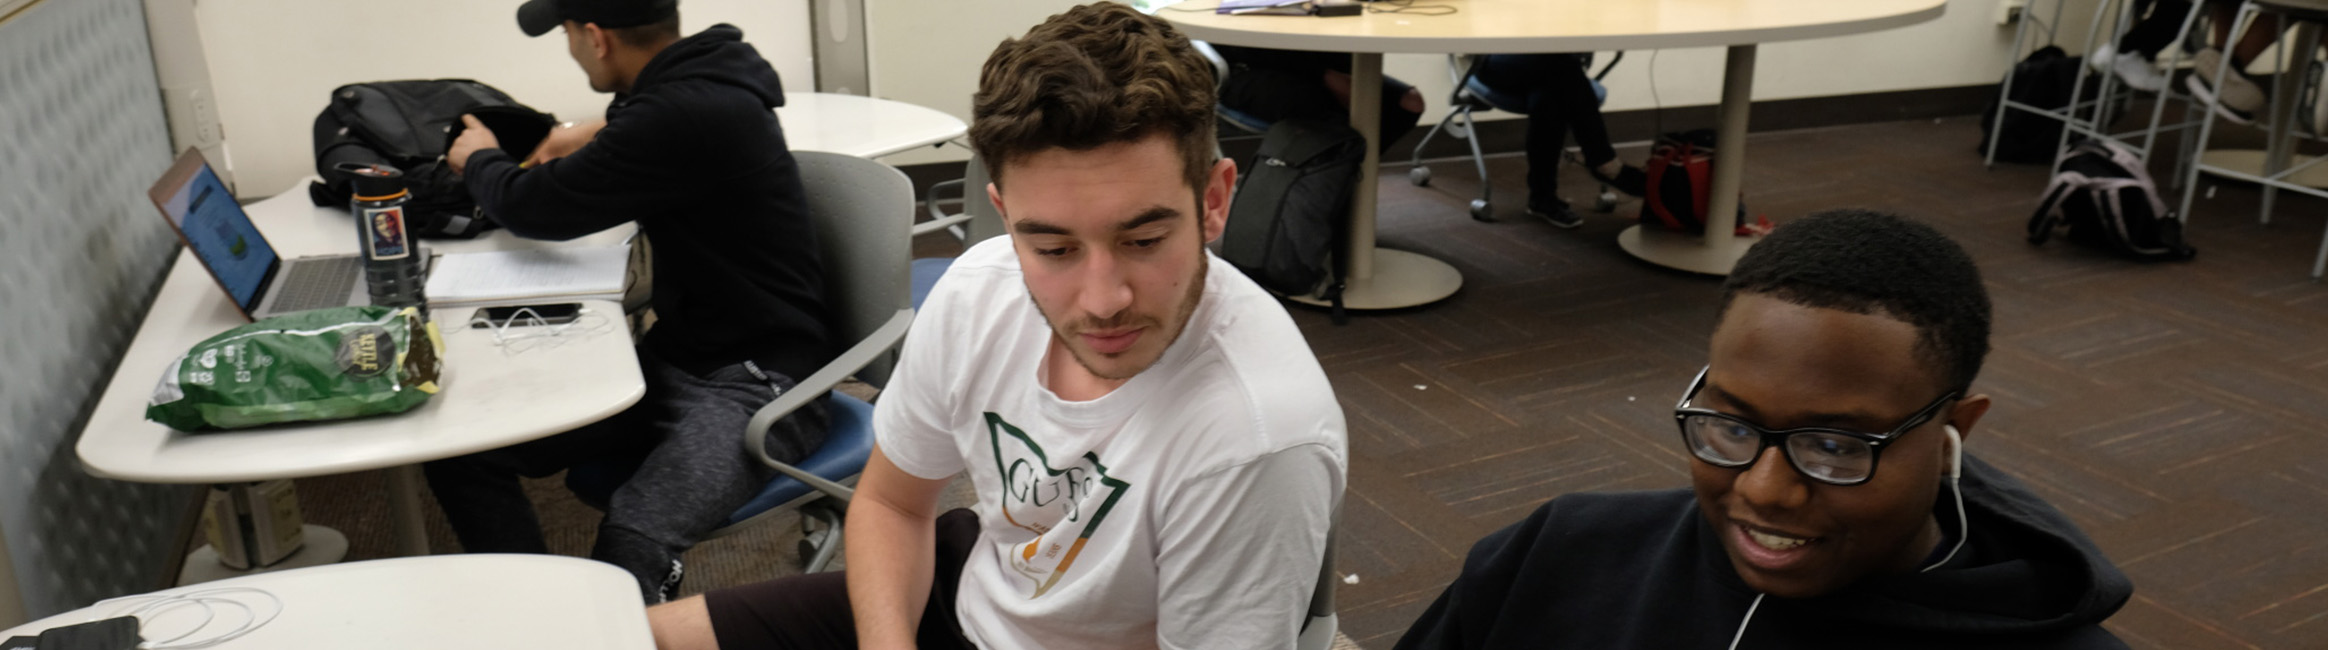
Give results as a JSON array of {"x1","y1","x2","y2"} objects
[{"x1": 424, "y1": 245, "x2": 629, "y2": 308}]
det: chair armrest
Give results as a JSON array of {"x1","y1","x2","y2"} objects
[
  {"x1": 917, "y1": 178, "x2": 974, "y2": 237},
  {"x1": 924, "y1": 177, "x2": 964, "y2": 222},
  {"x1": 741, "y1": 307, "x2": 915, "y2": 502},
  {"x1": 912, "y1": 213, "x2": 974, "y2": 237}
]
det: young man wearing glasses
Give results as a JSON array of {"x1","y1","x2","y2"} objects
[{"x1": 1394, "y1": 210, "x2": 2134, "y2": 648}]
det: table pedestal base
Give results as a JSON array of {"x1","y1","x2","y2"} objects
[
  {"x1": 1287, "y1": 248, "x2": 1462, "y2": 310},
  {"x1": 177, "y1": 524, "x2": 349, "y2": 586},
  {"x1": 1618, "y1": 225, "x2": 1761, "y2": 276}
]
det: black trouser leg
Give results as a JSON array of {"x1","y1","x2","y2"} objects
[
  {"x1": 2121, "y1": 0, "x2": 2194, "y2": 58},
  {"x1": 1217, "y1": 61, "x2": 1422, "y2": 154},
  {"x1": 421, "y1": 406, "x2": 649, "y2": 554},
  {"x1": 1479, "y1": 54, "x2": 1614, "y2": 209},
  {"x1": 591, "y1": 359, "x2": 830, "y2": 601}
]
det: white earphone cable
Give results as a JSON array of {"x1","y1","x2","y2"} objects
[
  {"x1": 1726, "y1": 592, "x2": 1766, "y2": 650},
  {"x1": 1923, "y1": 425, "x2": 1969, "y2": 573},
  {"x1": 91, "y1": 587, "x2": 284, "y2": 650}
]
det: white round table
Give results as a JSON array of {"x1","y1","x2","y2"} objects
[
  {"x1": 1164, "y1": 0, "x2": 1946, "y2": 298},
  {"x1": 76, "y1": 182, "x2": 646, "y2": 560},
  {"x1": 2, "y1": 556, "x2": 653, "y2": 650},
  {"x1": 777, "y1": 92, "x2": 968, "y2": 159}
]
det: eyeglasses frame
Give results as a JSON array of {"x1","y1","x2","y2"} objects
[{"x1": 1671, "y1": 366, "x2": 1960, "y2": 486}]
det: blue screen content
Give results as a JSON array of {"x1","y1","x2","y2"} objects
[{"x1": 169, "y1": 165, "x2": 276, "y2": 307}]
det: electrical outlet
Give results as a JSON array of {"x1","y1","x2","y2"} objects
[
  {"x1": 1995, "y1": 0, "x2": 2026, "y2": 26},
  {"x1": 189, "y1": 88, "x2": 221, "y2": 146}
]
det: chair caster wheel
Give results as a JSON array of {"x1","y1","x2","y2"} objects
[
  {"x1": 1409, "y1": 166, "x2": 1432, "y2": 187},
  {"x1": 1469, "y1": 199, "x2": 1492, "y2": 221}
]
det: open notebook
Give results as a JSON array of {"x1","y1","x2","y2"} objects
[{"x1": 423, "y1": 245, "x2": 630, "y2": 308}]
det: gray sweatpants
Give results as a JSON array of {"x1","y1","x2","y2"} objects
[{"x1": 422, "y1": 347, "x2": 831, "y2": 601}]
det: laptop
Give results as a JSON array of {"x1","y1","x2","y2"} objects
[{"x1": 149, "y1": 148, "x2": 371, "y2": 321}]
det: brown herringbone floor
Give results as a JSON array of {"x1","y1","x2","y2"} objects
[{"x1": 298, "y1": 114, "x2": 2328, "y2": 649}]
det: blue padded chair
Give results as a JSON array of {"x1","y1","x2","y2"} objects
[
  {"x1": 1408, "y1": 53, "x2": 1620, "y2": 220},
  {"x1": 568, "y1": 150, "x2": 916, "y2": 572}
]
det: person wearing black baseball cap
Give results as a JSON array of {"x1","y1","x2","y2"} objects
[
  {"x1": 432, "y1": 0, "x2": 835, "y2": 606},
  {"x1": 515, "y1": 0, "x2": 680, "y2": 38}
]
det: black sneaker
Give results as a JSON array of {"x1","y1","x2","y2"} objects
[
  {"x1": 1528, "y1": 202, "x2": 1584, "y2": 229},
  {"x1": 1587, "y1": 163, "x2": 1649, "y2": 198},
  {"x1": 656, "y1": 559, "x2": 685, "y2": 604}
]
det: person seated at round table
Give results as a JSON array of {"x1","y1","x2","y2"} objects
[
  {"x1": 437, "y1": 0, "x2": 835, "y2": 604},
  {"x1": 1212, "y1": 43, "x2": 1426, "y2": 153},
  {"x1": 1470, "y1": 53, "x2": 1648, "y2": 229}
]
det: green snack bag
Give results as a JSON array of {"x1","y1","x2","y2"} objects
[{"x1": 146, "y1": 306, "x2": 445, "y2": 430}]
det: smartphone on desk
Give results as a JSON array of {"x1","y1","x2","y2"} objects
[{"x1": 471, "y1": 303, "x2": 582, "y2": 328}]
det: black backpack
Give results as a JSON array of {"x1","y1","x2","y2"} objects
[
  {"x1": 1981, "y1": 46, "x2": 2093, "y2": 164},
  {"x1": 1220, "y1": 118, "x2": 1366, "y2": 322},
  {"x1": 2028, "y1": 139, "x2": 2197, "y2": 261},
  {"x1": 308, "y1": 79, "x2": 557, "y2": 239}
]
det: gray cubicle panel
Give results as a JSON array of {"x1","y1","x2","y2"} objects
[{"x1": 0, "y1": 0, "x2": 200, "y2": 619}]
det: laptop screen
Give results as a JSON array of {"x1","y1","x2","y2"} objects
[{"x1": 160, "y1": 161, "x2": 278, "y2": 308}]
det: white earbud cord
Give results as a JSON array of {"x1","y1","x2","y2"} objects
[
  {"x1": 90, "y1": 587, "x2": 283, "y2": 649},
  {"x1": 1731, "y1": 426, "x2": 1965, "y2": 649},
  {"x1": 1726, "y1": 592, "x2": 1765, "y2": 650},
  {"x1": 1923, "y1": 425, "x2": 1969, "y2": 573},
  {"x1": 467, "y1": 306, "x2": 615, "y2": 354}
]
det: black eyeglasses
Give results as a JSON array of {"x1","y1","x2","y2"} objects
[{"x1": 1672, "y1": 366, "x2": 1958, "y2": 486}]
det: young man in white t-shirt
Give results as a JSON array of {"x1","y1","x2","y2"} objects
[{"x1": 643, "y1": 3, "x2": 1348, "y2": 649}]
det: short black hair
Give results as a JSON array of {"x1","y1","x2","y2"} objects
[
  {"x1": 1719, "y1": 209, "x2": 1991, "y2": 394},
  {"x1": 608, "y1": 14, "x2": 680, "y2": 49}
]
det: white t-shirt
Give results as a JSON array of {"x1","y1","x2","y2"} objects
[{"x1": 874, "y1": 237, "x2": 1348, "y2": 650}]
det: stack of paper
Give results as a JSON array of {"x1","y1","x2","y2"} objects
[
  {"x1": 423, "y1": 246, "x2": 630, "y2": 308},
  {"x1": 1218, "y1": 0, "x2": 1310, "y2": 14}
]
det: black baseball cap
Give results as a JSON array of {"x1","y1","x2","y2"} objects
[{"x1": 516, "y1": 0, "x2": 678, "y2": 37}]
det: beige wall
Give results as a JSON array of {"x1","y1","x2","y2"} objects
[
  {"x1": 195, "y1": 0, "x2": 814, "y2": 199},
  {"x1": 870, "y1": 0, "x2": 2102, "y2": 167}
]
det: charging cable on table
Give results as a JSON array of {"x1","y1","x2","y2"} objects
[
  {"x1": 467, "y1": 306, "x2": 617, "y2": 354},
  {"x1": 90, "y1": 587, "x2": 282, "y2": 650}
]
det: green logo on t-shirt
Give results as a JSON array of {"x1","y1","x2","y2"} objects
[{"x1": 986, "y1": 412, "x2": 1131, "y2": 598}]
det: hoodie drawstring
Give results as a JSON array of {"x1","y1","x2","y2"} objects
[{"x1": 1727, "y1": 592, "x2": 1765, "y2": 650}]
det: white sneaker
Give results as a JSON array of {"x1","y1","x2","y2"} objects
[
  {"x1": 2190, "y1": 48, "x2": 2266, "y2": 124},
  {"x1": 2090, "y1": 43, "x2": 2116, "y2": 73},
  {"x1": 2112, "y1": 52, "x2": 2168, "y2": 92}
]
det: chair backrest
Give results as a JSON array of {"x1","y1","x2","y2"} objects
[
  {"x1": 1295, "y1": 511, "x2": 1341, "y2": 650},
  {"x1": 793, "y1": 150, "x2": 913, "y2": 388},
  {"x1": 960, "y1": 155, "x2": 1008, "y2": 245},
  {"x1": 1190, "y1": 40, "x2": 1231, "y2": 89}
]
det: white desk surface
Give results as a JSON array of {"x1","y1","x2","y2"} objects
[
  {"x1": 0, "y1": 555, "x2": 653, "y2": 649},
  {"x1": 74, "y1": 183, "x2": 646, "y2": 484},
  {"x1": 776, "y1": 92, "x2": 967, "y2": 159},
  {"x1": 1163, "y1": 0, "x2": 1946, "y2": 53}
]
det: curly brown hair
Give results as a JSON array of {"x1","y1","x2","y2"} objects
[{"x1": 970, "y1": 2, "x2": 1218, "y2": 194}]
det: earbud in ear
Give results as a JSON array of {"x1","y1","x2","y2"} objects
[{"x1": 1942, "y1": 425, "x2": 1964, "y2": 480}]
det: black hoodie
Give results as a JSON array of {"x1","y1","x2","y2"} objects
[
  {"x1": 1394, "y1": 455, "x2": 2134, "y2": 649},
  {"x1": 462, "y1": 25, "x2": 830, "y2": 380}
]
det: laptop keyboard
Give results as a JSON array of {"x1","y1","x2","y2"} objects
[{"x1": 272, "y1": 256, "x2": 365, "y2": 313}]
